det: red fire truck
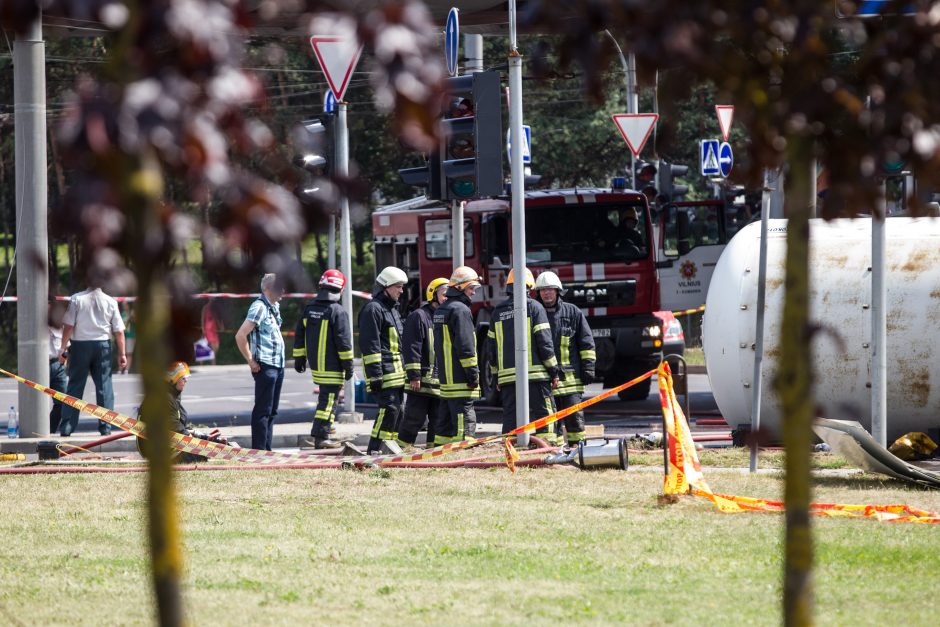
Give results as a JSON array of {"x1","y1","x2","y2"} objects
[
  {"x1": 374, "y1": 187, "x2": 668, "y2": 402},
  {"x1": 373, "y1": 186, "x2": 742, "y2": 402}
]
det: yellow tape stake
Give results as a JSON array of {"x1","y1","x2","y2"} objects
[
  {"x1": 657, "y1": 362, "x2": 940, "y2": 523},
  {"x1": 2, "y1": 367, "x2": 656, "y2": 469}
]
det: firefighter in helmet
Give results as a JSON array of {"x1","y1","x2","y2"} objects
[
  {"x1": 359, "y1": 266, "x2": 409, "y2": 454},
  {"x1": 534, "y1": 270, "x2": 596, "y2": 446},
  {"x1": 293, "y1": 269, "x2": 354, "y2": 449},
  {"x1": 398, "y1": 277, "x2": 449, "y2": 449},
  {"x1": 433, "y1": 266, "x2": 483, "y2": 444},
  {"x1": 137, "y1": 362, "x2": 233, "y2": 463},
  {"x1": 487, "y1": 268, "x2": 561, "y2": 443}
]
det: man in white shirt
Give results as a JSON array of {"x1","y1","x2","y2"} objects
[{"x1": 57, "y1": 286, "x2": 127, "y2": 436}]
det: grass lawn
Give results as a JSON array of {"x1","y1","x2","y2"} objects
[{"x1": 1, "y1": 465, "x2": 938, "y2": 626}]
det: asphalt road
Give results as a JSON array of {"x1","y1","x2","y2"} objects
[{"x1": 1, "y1": 363, "x2": 720, "y2": 435}]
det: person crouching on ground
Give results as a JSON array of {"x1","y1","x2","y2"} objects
[{"x1": 137, "y1": 362, "x2": 234, "y2": 463}]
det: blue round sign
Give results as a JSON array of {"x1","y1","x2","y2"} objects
[
  {"x1": 445, "y1": 8, "x2": 459, "y2": 77},
  {"x1": 718, "y1": 141, "x2": 734, "y2": 178},
  {"x1": 323, "y1": 90, "x2": 336, "y2": 113}
]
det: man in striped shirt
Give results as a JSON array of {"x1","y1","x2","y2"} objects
[{"x1": 235, "y1": 273, "x2": 286, "y2": 450}]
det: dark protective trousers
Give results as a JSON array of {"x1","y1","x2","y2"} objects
[
  {"x1": 554, "y1": 392, "x2": 586, "y2": 444},
  {"x1": 251, "y1": 364, "x2": 284, "y2": 450},
  {"x1": 398, "y1": 393, "x2": 440, "y2": 445},
  {"x1": 59, "y1": 340, "x2": 115, "y2": 436},
  {"x1": 368, "y1": 387, "x2": 404, "y2": 453},
  {"x1": 499, "y1": 381, "x2": 557, "y2": 439},
  {"x1": 49, "y1": 359, "x2": 68, "y2": 433},
  {"x1": 311, "y1": 384, "x2": 341, "y2": 440},
  {"x1": 435, "y1": 398, "x2": 477, "y2": 445}
]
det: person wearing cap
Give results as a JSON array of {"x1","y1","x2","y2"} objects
[
  {"x1": 616, "y1": 207, "x2": 646, "y2": 253},
  {"x1": 534, "y1": 270, "x2": 596, "y2": 447},
  {"x1": 234, "y1": 273, "x2": 286, "y2": 451},
  {"x1": 293, "y1": 269, "x2": 354, "y2": 449},
  {"x1": 398, "y1": 277, "x2": 449, "y2": 449},
  {"x1": 487, "y1": 268, "x2": 561, "y2": 443},
  {"x1": 358, "y1": 266, "x2": 409, "y2": 454},
  {"x1": 432, "y1": 268, "x2": 482, "y2": 445},
  {"x1": 136, "y1": 362, "x2": 233, "y2": 463}
]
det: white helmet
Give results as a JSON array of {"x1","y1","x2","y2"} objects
[
  {"x1": 375, "y1": 266, "x2": 408, "y2": 288},
  {"x1": 534, "y1": 271, "x2": 563, "y2": 291}
]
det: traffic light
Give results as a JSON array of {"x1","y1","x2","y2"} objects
[
  {"x1": 657, "y1": 161, "x2": 690, "y2": 202},
  {"x1": 293, "y1": 114, "x2": 335, "y2": 176},
  {"x1": 438, "y1": 70, "x2": 503, "y2": 201},
  {"x1": 633, "y1": 160, "x2": 656, "y2": 187},
  {"x1": 398, "y1": 151, "x2": 442, "y2": 200}
]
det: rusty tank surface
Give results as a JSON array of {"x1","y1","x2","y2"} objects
[{"x1": 703, "y1": 217, "x2": 940, "y2": 441}]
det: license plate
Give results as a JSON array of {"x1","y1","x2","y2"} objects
[{"x1": 594, "y1": 328, "x2": 611, "y2": 338}]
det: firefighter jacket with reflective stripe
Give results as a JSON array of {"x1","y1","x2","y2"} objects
[
  {"x1": 433, "y1": 287, "x2": 481, "y2": 399},
  {"x1": 292, "y1": 291, "x2": 354, "y2": 386},
  {"x1": 402, "y1": 303, "x2": 440, "y2": 396},
  {"x1": 358, "y1": 291, "x2": 406, "y2": 389},
  {"x1": 487, "y1": 295, "x2": 559, "y2": 386},
  {"x1": 543, "y1": 298, "x2": 596, "y2": 395}
]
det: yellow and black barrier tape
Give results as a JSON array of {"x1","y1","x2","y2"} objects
[
  {"x1": 658, "y1": 362, "x2": 940, "y2": 524},
  {"x1": 1, "y1": 367, "x2": 654, "y2": 468}
]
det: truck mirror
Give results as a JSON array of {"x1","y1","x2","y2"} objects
[{"x1": 676, "y1": 211, "x2": 691, "y2": 240}]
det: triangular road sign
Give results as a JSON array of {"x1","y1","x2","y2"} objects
[
  {"x1": 716, "y1": 105, "x2": 734, "y2": 141},
  {"x1": 310, "y1": 36, "x2": 363, "y2": 102},
  {"x1": 612, "y1": 113, "x2": 658, "y2": 157}
]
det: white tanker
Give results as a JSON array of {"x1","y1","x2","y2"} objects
[{"x1": 703, "y1": 217, "x2": 940, "y2": 441}]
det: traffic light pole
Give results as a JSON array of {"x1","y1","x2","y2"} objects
[
  {"x1": 337, "y1": 102, "x2": 355, "y2": 415},
  {"x1": 328, "y1": 215, "x2": 336, "y2": 269},
  {"x1": 508, "y1": 0, "x2": 529, "y2": 447},
  {"x1": 14, "y1": 16, "x2": 51, "y2": 437},
  {"x1": 452, "y1": 200, "x2": 464, "y2": 268}
]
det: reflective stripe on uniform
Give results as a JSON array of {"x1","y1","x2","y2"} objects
[
  {"x1": 338, "y1": 350, "x2": 354, "y2": 360},
  {"x1": 443, "y1": 326, "x2": 454, "y2": 384},
  {"x1": 315, "y1": 392, "x2": 336, "y2": 422},
  {"x1": 532, "y1": 322, "x2": 551, "y2": 333},
  {"x1": 580, "y1": 349, "x2": 596, "y2": 361},
  {"x1": 363, "y1": 353, "x2": 382, "y2": 365},
  {"x1": 317, "y1": 319, "x2": 328, "y2": 373},
  {"x1": 459, "y1": 356, "x2": 477, "y2": 368}
]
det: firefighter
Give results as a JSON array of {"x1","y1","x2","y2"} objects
[
  {"x1": 398, "y1": 277, "x2": 450, "y2": 449},
  {"x1": 359, "y1": 266, "x2": 409, "y2": 454},
  {"x1": 534, "y1": 270, "x2": 596, "y2": 447},
  {"x1": 433, "y1": 266, "x2": 483, "y2": 444},
  {"x1": 137, "y1": 362, "x2": 233, "y2": 463},
  {"x1": 293, "y1": 269, "x2": 354, "y2": 449},
  {"x1": 487, "y1": 268, "x2": 561, "y2": 443}
]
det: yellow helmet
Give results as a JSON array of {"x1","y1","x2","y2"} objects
[
  {"x1": 449, "y1": 266, "x2": 482, "y2": 290},
  {"x1": 506, "y1": 267, "x2": 535, "y2": 289},
  {"x1": 426, "y1": 277, "x2": 450, "y2": 302},
  {"x1": 166, "y1": 361, "x2": 191, "y2": 385}
]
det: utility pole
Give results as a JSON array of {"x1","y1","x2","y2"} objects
[
  {"x1": 337, "y1": 101, "x2": 356, "y2": 419},
  {"x1": 508, "y1": 0, "x2": 529, "y2": 446},
  {"x1": 14, "y1": 15, "x2": 50, "y2": 437},
  {"x1": 605, "y1": 31, "x2": 638, "y2": 180}
]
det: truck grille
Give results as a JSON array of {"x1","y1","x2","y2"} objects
[{"x1": 566, "y1": 280, "x2": 636, "y2": 308}]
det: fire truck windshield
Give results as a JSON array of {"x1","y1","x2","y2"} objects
[{"x1": 526, "y1": 203, "x2": 649, "y2": 264}]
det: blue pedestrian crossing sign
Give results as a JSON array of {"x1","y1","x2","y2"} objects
[
  {"x1": 445, "y1": 8, "x2": 459, "y2": 77},
  {"x1": 719, "y1": 141, "x2": 733, "y2": 178},
  {"x1": 701, "y1": 140, "x2": 720, "y2": 176},
  {"x1": 506, "y1": 125, "x2": 532, "y2": 164}
]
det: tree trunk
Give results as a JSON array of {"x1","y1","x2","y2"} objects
[
  {"x1": 776, "y1": 134, "x2": 815, "y2": 627},
  {"x1": 124, "y1": 152, "x2": 184, "y2": 627}
]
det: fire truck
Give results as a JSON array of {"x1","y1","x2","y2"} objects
[{"x1": 372, "y1": 186, "x2": 741, "y2": 402}]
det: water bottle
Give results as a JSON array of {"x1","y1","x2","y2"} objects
[{"x1": 7, "y1": 406, "x2": 19, "y2": 439}]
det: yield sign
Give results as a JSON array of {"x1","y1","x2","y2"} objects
[
  {"x1": 310, "y1": 36, "x2": 363, "y2": 102},
  {"x1": 715, "y1": 105, "x2": 734, "y2": 141},
  {"x1": 612, "y1": 113, "x2": 658, "y2": 157}
]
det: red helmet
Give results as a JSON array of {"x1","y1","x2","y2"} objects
[{"x1": 319, "y1": 269, "x2": 347, "y2": 291}]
